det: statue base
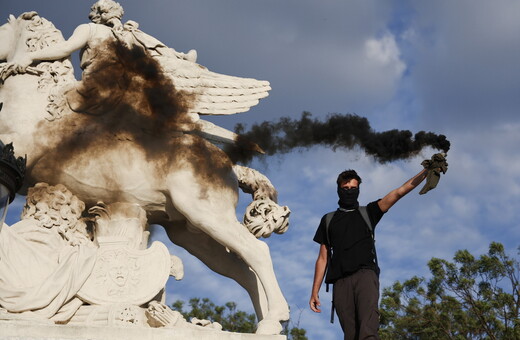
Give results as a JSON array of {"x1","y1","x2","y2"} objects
[{"x1": 0, "y1": 320, "x2": 286, "y2": 340}]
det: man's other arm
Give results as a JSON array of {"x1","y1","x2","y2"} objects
[{"x1": 309, "y1": 243, "x2": 328, "y2": 313}]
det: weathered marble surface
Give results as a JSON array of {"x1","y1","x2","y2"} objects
[
  {"x1": 0, "y1": 184, "x2": 189, "y2": 329},
  {"x1": 0, "y1": 184, "x2": 97, "y2": 321},
  {"x1": 0, "y1": 0, "x2": 291, "y2": 334},
  {"x1": 0, "y1": 320, "x2": 287, "y2": 340}
]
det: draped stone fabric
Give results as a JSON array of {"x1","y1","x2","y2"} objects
[{"x1": 0, "y1": 218, "x2": 97, "y2": 320}]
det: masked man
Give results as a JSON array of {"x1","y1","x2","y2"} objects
[{"x1": 309, "y1": 167, "x2": 429, "y2": 340}]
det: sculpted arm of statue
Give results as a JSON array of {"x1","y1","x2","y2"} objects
[
  {"x1": 14, "y1": 24, "x2": 91, "y2": 70},
  {"x1": 309, "y1": 243, "x2": 328, "y2": 313},
  {"x1": 0, "y1": 38, "x2": 8, "y2": 61},
  {"x1": 378, "y1": 168, "x2": 428, "y2": 213},
  {"x1": 0, "y1": 18, "x2": 16, "y2": 61}
]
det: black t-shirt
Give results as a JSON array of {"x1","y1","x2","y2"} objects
[{"x1": 313, "y1": 201, "x2": 385, "y2": 283}]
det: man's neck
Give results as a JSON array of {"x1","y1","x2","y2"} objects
[{"x1": 338, "y1": 207, "x2": 356, "y2": 212}]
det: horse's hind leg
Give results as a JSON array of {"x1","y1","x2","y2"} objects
[
  {"x1": 163, "y1": 221, "x2": 269, "y2": 321},
  {"x1": 166, "y1": 178, "x2": 289, "y2": 334},
  {"x1": 192, "y1": 220, "x2": 289, "y2": 334}
]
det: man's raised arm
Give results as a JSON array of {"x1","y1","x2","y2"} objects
[{"x1": 378, "y1": 168, "x2": 428, "y2": 213}]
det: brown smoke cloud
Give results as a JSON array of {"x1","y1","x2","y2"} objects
[
  {"x1": 226, "y1": 112, "x2": 451, "y2": 164},
  {"x1": 33, "y1": 38, "x2": 232, "y2": 193}
]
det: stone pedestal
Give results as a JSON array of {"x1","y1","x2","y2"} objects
[{"x1": 0, "y1": 320, "x2": 287, "y2": 340}]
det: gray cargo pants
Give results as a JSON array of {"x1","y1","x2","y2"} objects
[{"x1": 333, "y1": 269, "x2": 380, "y2": 340}]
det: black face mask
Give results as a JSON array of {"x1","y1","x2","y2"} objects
[{"x1": 337, "y1": 187, "x2": 359, "y2": 210}]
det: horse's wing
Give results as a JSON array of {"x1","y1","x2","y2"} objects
[{"x1": 156, "y1": 56, "x2": 271, "y2": 116}]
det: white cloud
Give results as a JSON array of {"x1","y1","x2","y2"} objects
[
  {"x1": 365, "y1": 33, "x2": 406, "y2": 78},
  {"x1": 405, "y1": 0, "x2": 520, "y2": 129},
  {"x1": 401, "y1": 27, "x2": 418, "y2": 44},
  {"x1": 447, "y1": 195, "x2": 478, "y2": 219}
]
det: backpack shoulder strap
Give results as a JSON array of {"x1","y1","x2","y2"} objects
[
  {"x1": 323, "y1": 211, "x2": 335, "y2": 295},
  {"x1": 359, "y1": 205, "x2": 379, "y2": 275},
  {"x1": 358, "y1": 206, "x2": 373, "y2": 237},
  {"x1": 323, "y1": 210, "x2": 335, "y2": 323},
  {"x1": 324, "y1": 211, "x2": 335, "y2": 246}
]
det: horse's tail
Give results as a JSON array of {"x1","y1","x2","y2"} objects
[{"x1": 233, "y1": 165, "x2": 290, "y2": 238}]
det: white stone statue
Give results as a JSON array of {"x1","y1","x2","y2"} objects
[
  {"x1": 0, "y1": 183, "x2": 218, "y2": 331},
  {"x1": 0, "y1": 0, "x2": 290, "y2": 334},
  {"x1": 0, "y1": 183, "x2": 97, "y2": 322}
]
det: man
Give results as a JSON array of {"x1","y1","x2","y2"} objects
[{"x1": 309, "y1": 166, "x2": 429, "y2": 339}]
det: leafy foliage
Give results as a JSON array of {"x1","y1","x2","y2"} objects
[
  {"x1": 172, "y1": 297, "x2": 256, "y2": 333},
  {"x1": 282, "y1": 306, "x2": 309, "y2": 340},
  {"x1": 172, "y1": 297, "x2": 308, "y2": 339},
  {"x1": 379, "y1": 242, "x2": 519, "y2": 340}
]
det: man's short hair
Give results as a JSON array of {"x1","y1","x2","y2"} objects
[{"x1": 336, "y1": 169, "x2": 362, "y2": 186}]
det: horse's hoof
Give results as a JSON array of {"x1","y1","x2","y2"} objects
[{"x1": 256, "y1": 319, "x2": 282, "y2": 335}]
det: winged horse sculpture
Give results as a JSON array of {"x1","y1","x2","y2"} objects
[{"x1": 0, "y1": 1, "x2": 290, "y2": 334}]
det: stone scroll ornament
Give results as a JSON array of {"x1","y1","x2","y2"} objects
[{"x1": 0, "y1": 0, "x2": 291, "y2": 334}]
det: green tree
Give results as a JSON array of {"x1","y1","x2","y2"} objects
[
  {"x1": 379, "y1": 242, "x2": 519, "y2": 340},
  {"x1": 172, "y1": 297, "x2": 256, "y2": 333},
  {"x1": 172, "y1": 297, "x2": 308, "y2": 339},
  {"x1": 281, "y1": 306, "x2": 309, "y2": 340}
]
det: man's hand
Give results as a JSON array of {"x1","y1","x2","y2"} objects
[{"x1": 309, "y1": 294, "x2": 321, "y2": 313}]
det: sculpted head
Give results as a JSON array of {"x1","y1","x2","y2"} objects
[
  {"x1": 108, "y1": 253, "x2": 130, "y2": 287},
  {"x1": 22, "y1": 183, "x2": 91, "y2": 244},
  {"x1": 89, "y1": 0, "x2": 124, "y2": 26}
]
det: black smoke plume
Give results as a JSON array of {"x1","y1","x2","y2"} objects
[{"x1": 227, "y1": 112, "x2": 450, "y2": 164}]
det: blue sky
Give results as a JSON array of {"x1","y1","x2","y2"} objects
[{"x1": 3, "y1": 1, "x2": 520, "y2": 339}]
